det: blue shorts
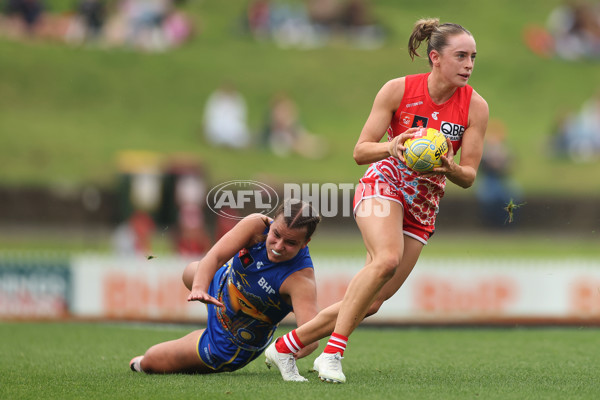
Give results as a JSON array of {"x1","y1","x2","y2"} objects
[
  {"x1": 196, "y1": 317, "x2": 263, "y2": 372},
  {"x1": 196, "y1": 278, "x2": 270, "y2": 373}
]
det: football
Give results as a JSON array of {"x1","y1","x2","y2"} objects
[{"x1": 403, "y1": 128, "x2": 449, "y2": 172}]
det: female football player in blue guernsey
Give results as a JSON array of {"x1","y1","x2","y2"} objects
[
  {"x1": 265, "y1": 18, "x2": 489, "y2": 384},
  {"x1": 129, "y1": 199, "x2": 321, "y2": 381}
]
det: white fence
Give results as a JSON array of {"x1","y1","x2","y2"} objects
[{"x1": 2, "y1": 255, "x2": 600, "y2": 324}]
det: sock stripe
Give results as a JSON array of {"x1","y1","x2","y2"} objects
[
  {"x1": 283, "y1": 334, "x2": 300, "y2": 352},
  {"x1": 323, "y1": 332, "x2": 349, "y2": 355},
  {"x1": 329, "y1": 337, "x2": 347, "y2": 346},
  {"x1": 328, "y1": 342, "x2": 346, "y2": 351}
]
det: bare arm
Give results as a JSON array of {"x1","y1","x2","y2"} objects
[
  {"x1": 187, "y1": 214, "x2": 270, "y2": 307},
  {"x1": 279, "y1": 267, "x2": 319, "y2": 359},
  {"x1": 432, "y1": 90, "x2": 489, "y2": 188},
  {"x1": 353, "y1": 78, "x2": 418, "y2": 165}
]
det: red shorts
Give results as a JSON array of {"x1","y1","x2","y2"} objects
[{"x1": 353, "y1": 179, "x2": 434, "y2": 245}]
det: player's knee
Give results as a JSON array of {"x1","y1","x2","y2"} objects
[
  {"x1": 181, "y1": 262, "x2": 198, "y2": 290},
  {"x1": 141, "y1": 347, "x2": 164, "y2": 374},
  {"x1": 372, "y1": 253, "x2": 402, "y2": 281}
]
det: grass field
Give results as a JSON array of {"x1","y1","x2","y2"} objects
[
  {"x1": 2, "y1": 0, "x2": 600, "y2": 195},
  {"x1": 1, "y1": 322, "x2": 599, "y2": 399},
  {"x1": 1, "y1": 228, "x2": 599, "y2": 259}
]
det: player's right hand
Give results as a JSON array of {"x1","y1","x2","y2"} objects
[{"x1": 390, "y1": 127, "x2": 419, "y2": 163}]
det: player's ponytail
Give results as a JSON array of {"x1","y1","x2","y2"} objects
[
  {"x1": 408, "y1": 18, "x2": 472, "y2": 66},
  {"x1": 408, "y1": 18, "x2": 440, "y2": 61}
]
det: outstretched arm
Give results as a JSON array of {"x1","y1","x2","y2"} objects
[{"x1": 186, "y1": 214, "x2": 270, "y2": 307}]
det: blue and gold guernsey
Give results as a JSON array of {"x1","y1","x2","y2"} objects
[{"x1": 197, "y1": 233, "x2": 313, "y2": 371}]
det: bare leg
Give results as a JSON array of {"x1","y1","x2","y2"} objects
[
  {"x1": 140, "y1": 329, "x2": 214, "y2": 374},
  {"x1": 333, "y1": 198, "x2": 405, "y2": 336},
  {"x1": 365, "y1": 235, "x2": 423, "y2": 315},
  {"x1": 182, "y1": 261, "x2": 199, "y2": 290},
  {"x1": 294, "y1": 199, "x2": 424, "y2": 345},
  {"x1": 136, "y1": 262, "x2": 212, "y2": 374}
]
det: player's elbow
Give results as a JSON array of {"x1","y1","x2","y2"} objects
[
  {"x1": 353, "y1": 147, "x2": 368, "y2": 165},
  {"x1": 459, "y1": 180, "x2": 474, "y2": 189}
]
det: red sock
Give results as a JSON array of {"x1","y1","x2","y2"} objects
[
  {"x1": 275, "y1": 330, "x2": 305, "y2": 354},
  {"x1": 323, "y1": 332, "x2": 348, "y2": 356}
]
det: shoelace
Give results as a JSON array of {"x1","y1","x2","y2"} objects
[
  {"x1": 324, "y1": 354, "x2": 343, "y2": 371},
  {"x1": 281, "y1": 354, "x2": 300, "y2": 375}
]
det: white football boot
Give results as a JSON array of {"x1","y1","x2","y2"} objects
[
  {"x1": 129, "y1": 356, "x2": 144, "y2": 372},
  {"x1": 264, "y1": 342, "x2": 308, "y2": 382},
  {"x1": 313, "y1": 352, "x2": 346, "y2": 383}
]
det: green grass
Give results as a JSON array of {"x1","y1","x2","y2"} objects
[
  {"x1": 1, "y1": 228, "x2": 599, "y2": 259},
  {"x1": 1, "y1": 0, "x2": 600, "y2": 195},
  {"x1": 1, "y1": 322, "x2": 599, "y2": 399}
]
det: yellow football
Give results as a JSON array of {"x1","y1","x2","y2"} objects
[{"x1": 403, "y1": 128, "x2": 449, "y2": 172}]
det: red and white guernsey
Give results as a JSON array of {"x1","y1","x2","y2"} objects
[{"x1": 361, "y1": 72, "x2": 473, "y2": 226}]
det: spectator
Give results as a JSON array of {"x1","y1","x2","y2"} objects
[
  {"x1": 476, "y1": 119, "x2": 522, "y2": 227},
  {"x1": 4, "y1": 0, "x2": 45, "y2": 36},
  {"x1": 525, "y1": 0, "x2": 600, "y2": 60},
  {"x1": 245, "y1": 0, "x2": 271, "y2": 39},
  {"x1": 338, "y1": 0, "x2": 384, "y2": 49},
  {"x1": 65, "y1": 0, "x2": 107, "y2": 45},
  {"x1": 261, "y1": 92, "x2": 328, "y2": 159},
  {"x1": 549, "y1": 90, "x2": 600, "y2": 162},
  {"x1": 202, "y1": 83, "x2": 251, "y2": 149}
]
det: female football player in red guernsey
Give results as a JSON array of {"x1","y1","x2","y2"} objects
[{"x1": 264, "y1": 18, "x2": 489, "y2": 384}]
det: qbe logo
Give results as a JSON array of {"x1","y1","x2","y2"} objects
[
  {"x1": 440, "y1": 121, "x2": 465, "y2": 141},
  {"x1": 206, "y1": 180, "x2": 279, "y2": 220}
]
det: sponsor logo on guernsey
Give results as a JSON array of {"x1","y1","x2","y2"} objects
[
  {"x1": 399, "y1": 112, "x2": 428, "y2": 128},
  {"x1": 440, "y1": 121, "x2": 466, "y2": 141},
  {"x1": 238, "y1": 248, "x2": 254, "y2": 269},
  {"x1": 431, "y1": 111, "x2": 439, "y2": 120},
  {"x1": 258, "y1": 277, "x2": 276, "y2": 295},
  {"x1": 405, "y1": 101, "x2": 423, "y2": 108},
  {"x1": 256, "y1": 261, "x2": 264, "y2": 270}
]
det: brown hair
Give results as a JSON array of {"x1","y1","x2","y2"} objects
[
  {"x1": 274, "y1": 199, "x2": 321, "y2": 241},
  {"x1": 251, "y1": 199, "x2": 321, "y2": 246},
  {"x1": 408, "y1": 18, "x2": 472, "y2": 66}
]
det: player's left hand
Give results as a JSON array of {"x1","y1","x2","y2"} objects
[{"x1": 422, "y1": 138, "x2": 457, "y2": 177}]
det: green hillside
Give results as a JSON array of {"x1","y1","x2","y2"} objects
[{"x1": 1, "y1": 0, "x2": 599, "y2": 196}]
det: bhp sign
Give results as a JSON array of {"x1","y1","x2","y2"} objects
[
  {"x1": 103, "y1": 272, "x2": 191, "y2": 319},
  {"x1": 413, "y1": 276, "x2": 516, "y2": 314}
]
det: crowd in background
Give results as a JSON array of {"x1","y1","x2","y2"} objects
[
  {"x1": 549, "y1": 89, "x2": 600, "y2": 162},
  {"x1": 0, "y1": 0, "x2": 386, "y2": 51},
  {"x1": 202, "y1": 83, "x2": 329, "y2": 159},
  {"x1": 0, "y1": 0, "x2": 195, "y2": 51},
  {"x1": 241, "y1": 0, "x2": 385, "y2": 49},
  {"x1": 524, "y1": 0, "x2": 600, "y2": 60}
]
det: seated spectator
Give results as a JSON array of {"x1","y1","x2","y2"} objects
[
  {"x1": 524, "y1": 0, "x2": 600, "y2": 60},
  {"x1": 261, "y1": 92, "x2": 328, "y2": 159},
  {"x1": 65, "y1": 0, "x2": 107, "y2": 45},
  {"x1": 202, "y1": 83, "x2": 251, "y2": 149},
  {"x1": 549, "y1": 90, "x2": 600, "y2": 162},
  {"x1": 4, "y1": 0, "x2": 45, "y2": 36}
]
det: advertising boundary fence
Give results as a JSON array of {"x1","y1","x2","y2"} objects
[{"x1": 1, "y1": 254, "x2": 600, "y2": 325}]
